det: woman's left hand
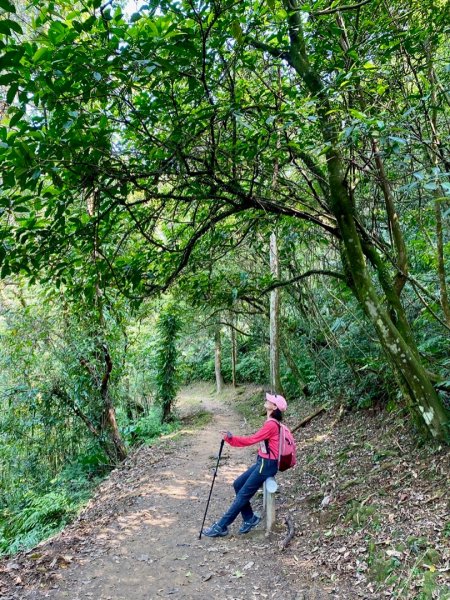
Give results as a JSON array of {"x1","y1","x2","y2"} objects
[{"x1": 220, "y1": 430, "x2": 232, "y2": 440}]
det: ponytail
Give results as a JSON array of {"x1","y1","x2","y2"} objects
[{"x1": 270, "y1": 408, "x2": 283, "y2": 422}]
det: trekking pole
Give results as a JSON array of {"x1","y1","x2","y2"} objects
[{"x1": 199, "y1": 439, "x2": 225, "y2": 539}]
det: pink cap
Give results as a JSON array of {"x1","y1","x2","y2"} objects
[{"x1": 266, "y1": 393, "x2": 287, "y2": 412}]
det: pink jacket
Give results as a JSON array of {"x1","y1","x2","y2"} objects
[{"x1": 225, "y1": 419, "x2": 280, "y2": 459}]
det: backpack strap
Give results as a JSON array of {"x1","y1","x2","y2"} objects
[
  {"x1": 265, "y1": 418, "x2": 282, "y2": 467},
  {"x1": 277, "y1": 422, "x2": 282, "y2": 469}
]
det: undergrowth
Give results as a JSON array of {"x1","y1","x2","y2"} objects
[
  {"x1": 0, "y1": 407, "x2": 182, "y2": 557},
  {"x1": 0, "y1": 450, "x2": 107, "y2": 556},
  {"x1": 0, "y1": 402, "x2": 213, "y2": 557}
]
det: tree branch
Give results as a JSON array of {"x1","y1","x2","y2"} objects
[
  {"x1": 245, "y1": 36, "x2": 290, "y2": 62},
  {"x1": 313, "y1": 0, "x2": 373, "y2": 15},
  {"x1": 260, "y1": 270, "x2": 346, "y2": 295}
]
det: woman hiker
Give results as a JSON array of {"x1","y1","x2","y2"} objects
[{"x1": 202, "y1": 392, "x2": 287, "y2": 537}]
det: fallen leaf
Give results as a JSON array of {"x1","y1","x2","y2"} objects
[
  {"x1": 62, "y1": 555, "x2": 73, "y2": 563},
  {"x1": 386, "y1": 550, "x2": 403, "y2": 559}
]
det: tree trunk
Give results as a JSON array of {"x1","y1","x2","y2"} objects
[
  {"x1": 269, "y1": 233, "x2": 284, "y2": 395},
  {"x1": 280, "y1": 336, "x2": 308, "y2": 398},
  {"x1": 87, "y1": 190, "x2": 127, "y2": 461},
  {"x1": 330, "y1": 155, "x2": 449, "y2": 439},
  {"x1": 215, "y1": 319, "x2": 224, "y2": 394},
  {"x1": 371, "y1": 139, "x2": 408, "y2": 297},
  {"x1": 434, "y1": 199, "x2": 450, "y2": 326},
  {"x1": 103, "y1": 403, "x2": 128, "y2": 462},
  {"x1": 426, "y1": 52, "x2": 450, "y2": 327},
  {"x1": 100, "y1": 344, "x2": 128, "y2": 462},
  {"x1": 277, "y1": 0, "x2": 450, "y2": 441},
  {"x1": 230, "y1": 320, "x2": 237, "y2": 388}
]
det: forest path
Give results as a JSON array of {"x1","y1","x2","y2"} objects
[{"x1": 2, "y1": 384, "x2": 336, "y2": 600}]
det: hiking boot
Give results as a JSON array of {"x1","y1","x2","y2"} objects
[
  {"x1": 202, "y1": 522, "x2": 229, "y2": 538},
  {"x1": 238, "y1": 514, "x2": 261, "y2": 534}
]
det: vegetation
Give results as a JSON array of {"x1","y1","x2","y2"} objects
[
  {"x1": 0, "y1": 0, "x2": 448, "y2": 568},
  {"x1": 155, "y1": 305, "x2": 181, "y2": 422}
]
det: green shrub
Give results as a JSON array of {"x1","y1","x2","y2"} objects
[
  {"x1": 123, "y1": 407, "x2": 179, "y2": 444},
  {"x1": 235, "y1": 350, "x2": 268, "y2": 383},
  {"x1": 155, "y1": 308, "x2": 182, "y2": 422},
  {"x1": 0, "y1": 490, "x2": 77, "y2": 555}
]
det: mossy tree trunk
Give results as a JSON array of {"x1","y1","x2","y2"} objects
[
  {"x1": 230, "y1": 319, "x2": 237, "y2": 388},
  {"x1": 257, "y1": 0, "x2": 450, "y2": 440},
  {"x1": 215, "y1": 318, "x2": 224, "y2": 394}
]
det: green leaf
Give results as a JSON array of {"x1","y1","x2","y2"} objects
[
  {"x1": 0, "y1": 72, "x2": 16, "y2": 85},
  {"x1": 0, "y1": 18, "x2": 22, "y2": 34},
  {"x1": 231, "y1": 20, "x2": 243, "y2": 43},
  {"x1": 130, "y1": 12, "x2": 141, "y2": 23},
  {"x1": 0, "y1": 0, "x2": 16, "y2": 12},
  {"x1": 388, "y1": 136, "x2": 406, "y2": 145},
  {"x1": 349, "y1": 109, "x2": 367, "y2": 120},
  {"x1": 32, "y1": 47, "x2": 51, "y2": 63},
  {"x1": 48, "y1": 21, "x2": 68, "y2": 44},
  {"x1": 6, "y1": 81, "x2": 18, "y2": 104},
  {"x1": 9, "y1": 108, "x2": 24, "y2": 127},
  {"x1": 0, "y1": 48, "x2": 24, "y2": 68},
  {"x1": 0, "y1": 19, "x2": 11, "y2": 34},
  {"x1": 1, "y1": 262, "x2": 10, "y2": 277}
]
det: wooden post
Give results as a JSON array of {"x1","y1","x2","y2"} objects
[{"x1": 263, "y1": 477, "x2": 278, "y2": 533}]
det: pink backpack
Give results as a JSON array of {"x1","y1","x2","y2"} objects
[{"x1": 269, "y1": 419, "x2": 297, "y2": 472}]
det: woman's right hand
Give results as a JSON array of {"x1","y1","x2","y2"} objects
[{"x1": 220, "y1": 430, "x2": 232, "y2": 440}]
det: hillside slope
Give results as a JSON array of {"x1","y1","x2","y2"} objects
[{"x1": 0, "y1": 384, "x2": 448, "y2": 599}]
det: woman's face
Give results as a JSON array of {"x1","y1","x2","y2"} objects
[{"x1": 264, "y1": 399, "x2": 277, "y2": 412}]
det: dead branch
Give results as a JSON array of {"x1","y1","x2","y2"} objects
[
  {"x1": 292, "y1": 406, "x2": 326, "y2": 433},
  {"x1": 279, "y1": 514, "x2": 295, "y2": 550},
  {"x1": 329, "y1": 404, "x2": 346, "y2": 428}
]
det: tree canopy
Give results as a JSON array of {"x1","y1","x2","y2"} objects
[{"x1": 0, "y1": 0, "x2": 449, "y2": 440}]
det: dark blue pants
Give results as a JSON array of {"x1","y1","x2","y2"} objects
[{"x1": 217, "y1": 456, "x2": 278, "y2": 528}]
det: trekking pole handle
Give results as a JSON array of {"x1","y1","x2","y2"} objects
[{"x1": 217, "y1": 438, "x2": 225, "y2": 461}]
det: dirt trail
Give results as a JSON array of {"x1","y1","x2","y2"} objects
[{"x1": 1, "y1": 384, "x2": 339, "y2": 600}]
